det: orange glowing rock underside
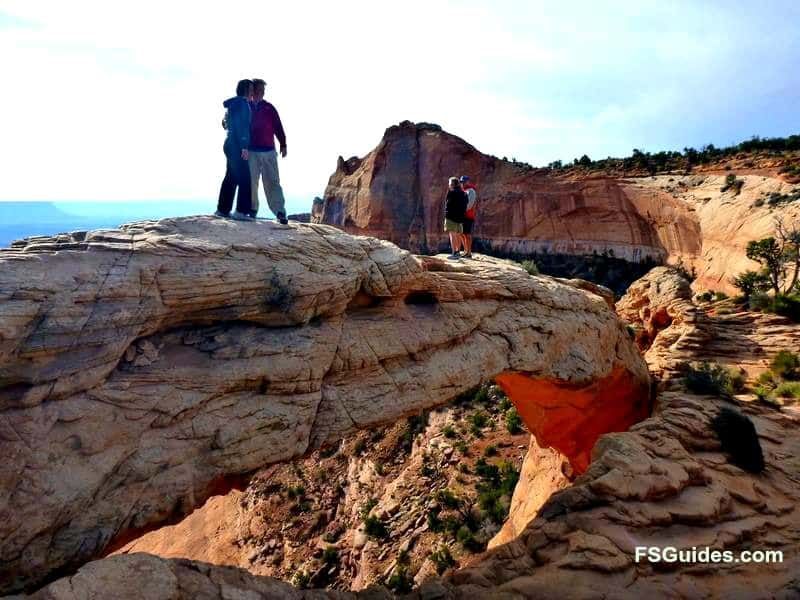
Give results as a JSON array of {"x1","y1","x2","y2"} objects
[{"x1": 496, "y1": 367, "x2": 652, "y2": 475}]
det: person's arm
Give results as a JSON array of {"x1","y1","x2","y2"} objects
[
  {"x1": 232, "y1": 102, "x2": 250, "y2": 158},
  {"x1": 272, "y1": 106, "x2": 287, "y2": 157}
]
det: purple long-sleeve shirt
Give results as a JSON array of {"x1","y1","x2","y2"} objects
[{"x1": 249, "y1": 100, "x2": 286, "y2": 152}]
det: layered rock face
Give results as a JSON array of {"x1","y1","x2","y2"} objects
[
  {"x1": 618, "y1": 266, "x2": 800, "y2": 378},
  {"x1": 313, "y1": 121, "x2": 800, "y2": 295},
  {"x1": 0, "y1": 217, "x2": 648, "y2": 594}
]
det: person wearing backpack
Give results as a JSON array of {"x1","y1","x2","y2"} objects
[
  {"x1": 459, "y1": 175, "x2": 477, "y2": 258},
  {"x1": 444, "y1": 176, "x2": 468, "y2": 259}
]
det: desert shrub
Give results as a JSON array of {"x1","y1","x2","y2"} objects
[
  {"x1": 520, "y1": 259, "x2": 539, "y2": 275},
  {"x1": 359, "y1": 497, "x2": 378, "y2": 519},
  {"x1": 770, "y1": 350, "x2": 800, "y2": 380},
  {"x1": 442, "y1": 424, "x2": 457, "y2": 439},
  {"x1": 672, "y1": 258, "x2": 696, "y2": 281},
  {"x1": 498, "y1": 396, "x2": 512, "y2": 412},
  {"x1": 697, "y1": 291, "x2": 714, "y2": 302},
  {"x1": 682, "y1": 362, "x2": 745, "y2": 398},
  {"x1": 774, "y1": 381, "x2": 800, "y2": 399},
  {"x1": 322, "y1": 546, "x2": 339, "y2": 565},
  {"x1": 753, "y1": 385, "x2": 771, "y2": 403},
  {"x1": 468, "y1": 411, "x2": 489, "y2": 436},
  {"x1": 771, "y1": 294, "x2": 800, "y2": 322},
  {"x1": 505, "y1": 407, "x2": 523, "y2": 434},
  {"x1": 473, "y1": 386, "x2": 490, "y2": 405},
  {"x1": 363, "y1": 515, "x2": 389, "y2": 539},
  {"x1": 430, "y1": 545, "x2": 456, "y2": 574},
  {"x1": 714, "y1": 291, "x2": 729, "y2": 302},
  {"x1": 401, "y1": 412, "x2": 429, "y2": 451},
  {"x1": 476, "y1": 460, "x2": 520, "y2": 524},
  {"x1": 756, "y1": 370, "x2": 779, "y2": 390},
  {"x1": 292, "y1": 571, "x2": 310, "y2": 589},
  {"x1": 386, "y1": 565, "x2": 413, "y2": 594},
  {"x1": 352, "y1": 438, "x2": 366, "y2": 456},
  {"x1": 748, "y1": 292, "x2": 772, "y2": 312},
  {"x1": 286, "y1": 484, "x2": 306, "y2": 500},
  {"x1": 483, "y1": 444, "x2": 498, "y2": 457},
  {"x1": 454, "y1": 439, "x2": 469, "y2": 455},
  {"x1": 731, "y1": 270, "x2": 768, "y2": 300},
  {"x1": 436, "y1": 488, "x2": 462, "y2": 510},
  {"x1": 265, "y1": 269, "x2": 292, "y2": 309},
  {"x1": 721, "y1": 173, "x2": 744, "y2": 194},
  {"x1": 456, "y1": 525, "x2": 484, "y2": 553}
]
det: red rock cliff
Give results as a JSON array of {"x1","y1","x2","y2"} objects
[{"x1": 314, "y1": 121, "x2": 800, "y2": 294}]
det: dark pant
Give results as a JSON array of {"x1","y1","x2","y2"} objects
[
  {"x1": 463, "y1": 218, "x2": 475, "y2": 234},
  {"x1": 217, "y1": 142, "x2": 252, "y2": 215}
]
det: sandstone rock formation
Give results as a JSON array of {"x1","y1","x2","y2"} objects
[
  {"x1": 0, "y1": 217, "x2": 648, "y2": 594},
  {"x1": 112, "y1": 395, "x2": 531, "y2": 591},
  {"x1": 313, "y1": 121, "x2": 800, "y2": 295},
  {"x1": 618, "y1": 266, "x2": 800, "y2": 379},
  {"x1": 443, "y1": 389, "x2": 800, "y2": 599},
  {"x1": 9, "y1": 553, "x2": 383, "y2": 600}
]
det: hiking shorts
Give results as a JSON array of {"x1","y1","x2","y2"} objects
[
  {"x1": 462, "y1": 218, "x2": 474, "y2": 234},
  {"x1": 444, "y1": 218, "x2": 463, "y2": 233}
]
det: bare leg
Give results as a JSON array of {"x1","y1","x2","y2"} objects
[{"x1": 449, "y1": 232, "x2": 460, "y2": 254}]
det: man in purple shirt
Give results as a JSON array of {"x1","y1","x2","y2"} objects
[{"x1": 248, "y1": 78, "x2": 288, "y2": 224}]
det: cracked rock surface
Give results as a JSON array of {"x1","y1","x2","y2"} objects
[{"x1": 0, "y1": 216, "x2": 647, "y2": 594}]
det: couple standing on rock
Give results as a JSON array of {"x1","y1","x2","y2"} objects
[
  {"x1": 215, "y1": 78, "x2": 289, "y2": 224},
  {"x1": 444, "y1": 175, "x2": 478, "y2": 259}
]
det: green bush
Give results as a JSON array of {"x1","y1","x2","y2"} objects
[
  {"x1": 774, "y1": 381, "x2": 800, "y2": 399},
  {"x1": 757, "y1": 370, "x2": 779, "y2": 390},
  {"x1": 771, "y1": 350, "x2": 800, "y2": 380},
  {"x1": 498, "y1": 396, "x2": 512, "y2": 412},
  {"x1": 430, "y1": 545, "x2": 456, "y2": 574},
  {"x1": 468, "y1": 411, "x2": 489, "y2": 435},
  {"x1": 456, "y1": 525, "x2": 484, "y2": 553},
  {"x1": 772, "y1": 294, "x2": 800, "y2": 322},
  {"x1": 505, "y1": 408, "x2": 523, "y2": 434},
  {"x1": 292, "y1": 571, "x2": 310, "y2": 589},
  {"x1": 714, "y1": 291, "x2": 729, "y2": 302},
  {"x1": 436, "y1": 489, "x2": 462, "y2": 510},
  {"x1": 520, "y1": 260, "x2": 539, "y2": 275},
  {"x1": 363, "y1": 515, "x2": 389, "y2": 539},
  {"x1": 386, "y1": 565, "x2": 413, "y2": 594},
  {"x1": 682, "y1": 362, "x2": 745, "y2": 398},
  {"x1": 322, "y1": 546, "x2": 339, "y2": 565},
  {"x1": 286, "y1": 484, "x2": 306, "y2": 500},
  {"x1": 483, "y1": 444, "x2": 498, "y2": 457},
  {"x1": 442, "y1": 424, "x2": 457, "y2": 439}
]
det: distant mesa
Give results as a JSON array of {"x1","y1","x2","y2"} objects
[{"x1": 313, "y1": 121, "x2": 800, "y2": 295}]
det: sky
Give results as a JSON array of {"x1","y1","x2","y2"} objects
[{"x1": 1, "y1": 0, "x2": 799, "y2": 216}]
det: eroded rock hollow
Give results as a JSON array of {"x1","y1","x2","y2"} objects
[{"x1": 0, "y1": 217, "x2": 649, "y2": 594}]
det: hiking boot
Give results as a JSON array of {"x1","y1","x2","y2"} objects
[
  {"x1": 276, "y1": 212, "x2": 289, "y2": 225},
  {"x1": 447, "y1": 253, "x2": 461, "y2": 260},
  {"x1": 213, "y1": 210, "x2": 230, "y2": 218},
  {"x1": 248, "y1": 212, "x2": 258, "y2": 219},
  {"x1": 231, "y1": 211, "x2": 255, "y2": 221},
  {"x1": 463, "y1": 252, "x2": 473, "y2": 258}
]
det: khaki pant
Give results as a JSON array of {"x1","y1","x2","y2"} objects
[{"x1": 249, "y1": 149, "x2": 286, "y2": 217}]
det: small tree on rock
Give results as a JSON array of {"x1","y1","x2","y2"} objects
[{"x1": 745, "y1": 218, "x2": 800, "y2": 296}]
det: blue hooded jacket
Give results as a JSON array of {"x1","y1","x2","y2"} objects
[{"x1": 223, "y1": 96, "x2": 251, "y2": 150}]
